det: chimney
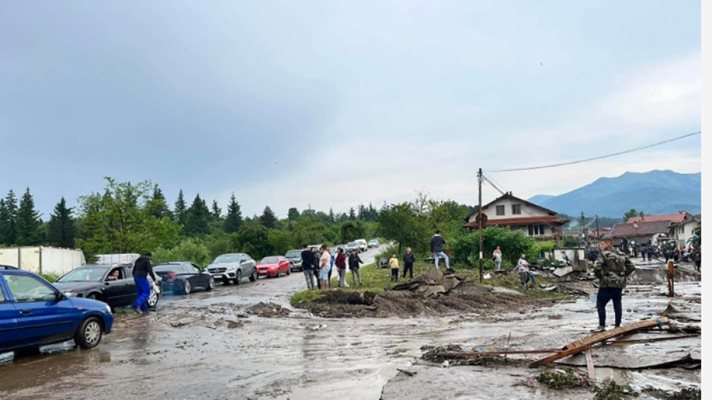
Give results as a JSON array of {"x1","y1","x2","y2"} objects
[{"x1": 633, "y1": 222, "x2": 639, "y2": 229}]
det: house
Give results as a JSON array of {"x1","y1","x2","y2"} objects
[
  {"x1": 464, "y1": 192, "x2": 569, "y2": 238},
  {"x1": 609, "y1": 220, "x2": 671, "y2": 246},
  {"x1": 626, "y1": 211, "x2": 699, "y2": 246}
]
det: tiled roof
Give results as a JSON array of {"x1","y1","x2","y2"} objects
[
  {"x1": 610, "y1": 221, "x2": 671, "y2": 238},
  {"x1": 626, "y1": 213, "x2": 688, "y2": 224},
  {"x1": 465, "y1": 215, "x2": 568, "y2": 228}
]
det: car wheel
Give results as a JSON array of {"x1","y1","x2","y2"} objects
[
  {"x1": 147, "y1": 289, "x2": 159, "y2": 308},
  {"x1": 286, "y1": 267, "x2": 291, "y2": 275},
  {"x1": 183, "y1": 279, "x2": 192, "y2": 295},
  {"x1": 234, "y1": 270, "x2": 242, "y2": 285},
  {"x1": 87, "y1": 293, "x2": 98, "y2": 300},
  {"x1": 222, "y1": 277, "x2": 230, "y2": 285},
  {"x1": 207, "y1": 277, "x2": 214, "y2": 291},
  {"x1": 75, "y1": 317, "x2": 103, "y2": 349},
  {"x1": 249, "y1": 269, "x2": 257, "y2": 282}
]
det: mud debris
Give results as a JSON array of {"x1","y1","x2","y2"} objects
[
  {"x1": 535, "y1": 368, "x2": 590, "y2": 390},
  {"x1": 245, "y1": 302, "x2": 291, "y2": 317}
]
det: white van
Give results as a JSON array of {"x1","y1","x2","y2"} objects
[{"x1": 354, "y1": 239, "x2": 368, "y2": 252}]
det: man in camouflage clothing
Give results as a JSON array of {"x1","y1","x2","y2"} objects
[{"x1": 593, "y1": 238, "x2": 636, "y2": 331}]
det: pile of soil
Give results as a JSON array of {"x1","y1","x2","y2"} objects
[
  {"x1": 245, "y1": 302, "x2": 291, "y2": 317},
  {"x1": 299, "y1": 269, "x2": 550, "y2": 318}
]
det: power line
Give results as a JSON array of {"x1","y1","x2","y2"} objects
[
  {"x1": 481, "y1": 173, "x2": 507, "y2": 196},
  {"x1": 487, "y1": 131, "x2": 700, "y2": 173}
]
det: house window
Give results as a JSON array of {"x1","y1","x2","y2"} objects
[
  {"x1": 528, "y1": 225, "x2": 534, "y2": 235},
  {"x1": 512, "y1": 204, "x2": 521, "y2": 215},
  {"x1": 496, "y1": 205, "x2": 505, "y2": 216},
  {"x1": 539, "y1": 225, "x2": 546, "y2": 235}
]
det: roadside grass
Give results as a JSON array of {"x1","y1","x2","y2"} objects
[{"x1": 289, "y1": 261, "x2": 573, "y2": 305}]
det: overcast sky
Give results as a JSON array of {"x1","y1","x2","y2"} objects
[{"x1": 0, "y1": 1, "x2": 700, "y2": 218}]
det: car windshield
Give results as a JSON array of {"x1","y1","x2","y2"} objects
[
  {"x1": 261, "y1": 256, "x2": 280, "y2": 264},
  {"x1": 347, "y1": 242, "x2": 357, "y2": 247},
  {"x1": 154, "y1": 265, "x2": 179, "y2": 272},
  {"x1": 214, "y1": 254, "x2": 240, "y2": 263},
  {"x1": 285, "y1": 250, "x2": 300, "y2": 258},
  {"x1": 59, "y1": 267, "x2": 107, "y2": 282}
]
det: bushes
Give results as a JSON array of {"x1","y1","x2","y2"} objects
[
  {"x1": 452, "y1": 227, "x2": 536, "y2": 268},
  {"x1": 153, "y1": 237, "x2": 211, "y2": 267}
]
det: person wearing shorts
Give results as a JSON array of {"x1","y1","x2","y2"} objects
[{"x1": 319, "y1": 245, "x2": 332, "y2": 289}]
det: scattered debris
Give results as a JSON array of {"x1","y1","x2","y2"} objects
[
  {"x1": 245, "y1": 302, "x2": 291, "y2": 317},
  {"x1": 169, "y1": 318, "x2": 193, "y2": 328},
  {"x1": 308, "y1": 324, "x2": 328, "y2": 331},
  {"x1": 593, "y1": 379, "x2": 635, "y2": 400},
  {"x1": 396, "y1": 368, "x2": 417, "y2": 377},
  {"x1": 535, "y1": 368, "x2": 589, "y2": 390},
  {"x1": 642, "y1": 387, "x2": 701, "y2": 400},
  {"x1": 553, "y1": 266, "x2": 574, "y2": 278},
  {"x1": 530, "y1": 317, "x2": 670, "y2": 367},
  {"x1": 391, "y1": 268, "x2": 463, "y2": 298}
]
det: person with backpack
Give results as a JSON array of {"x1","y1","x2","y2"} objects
[
  {"x1": 403, "y1": 247, "x2": 415, "y2": 279},
  {"x1": 348, "y1": 249, "x2": 364, "y2": 287},
  {"x1": 593, "y1": 238, "x2": 636, "y2": 332}
]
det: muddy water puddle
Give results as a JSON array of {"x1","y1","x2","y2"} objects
[{"x1": 0, "y1": 267, "x2": 701, "y2": 399}]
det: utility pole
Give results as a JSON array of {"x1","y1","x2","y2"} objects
[
  {"x1": 580, "y1": 211, "x2": 586, "y2": 248},
  {"x1": 478, "y1": 168, "x2": 483, "y2": 283},
  {"x1": 595, "y1": 214, "x2": 600, "y2": 244}
]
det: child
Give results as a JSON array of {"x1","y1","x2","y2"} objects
[{"x1": 389, "y1": 254, "x2": 400, "y2": 281}]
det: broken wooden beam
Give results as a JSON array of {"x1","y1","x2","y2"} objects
[
  {"x1": 529, "y1": 317, "x2": 670, "y2": 368},
  {"x1": 435, "y1": 349, "x2": 561, "y2": 359},
  {"x1": 584, "y1": 350, "x2": 596, "y2": 379}
]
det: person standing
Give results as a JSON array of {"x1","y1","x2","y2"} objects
[
  {"x1": 389, "y1": 254, "x2": 400, "y2": 282},
  {"x1": 403, "y1": 247, "x2": 415, "y2": 279},
  {"x1": 492, "y1": 246, "x2": 502, "y2": 271},
  {"x1": 431, "y1": 230, "x2": 449, "y2": 270},
  {"x1": 319, "y1": 245, "x2": 332, "y2": 289},
  {"x1": 515, "y1": 254, "x2": 530, "y2": 289},
  {"x1": 348, "y1": 249, "x2": 364, "y2": 287},
  {"x1": 301, "y1": 244, "x2": 316, "y2": 289},
  {"x1": 131, "y1": 252, "x2": 157, "y2": 314},
  {"x1": 313, "y1": 247, "x2": 322, "y2": 289},
  {"x1": 335, "y1": 248, "x2": 347, "y2": 288},
  {"x1": 593, "y1": 238, "x2": 636, "y2": 332}
]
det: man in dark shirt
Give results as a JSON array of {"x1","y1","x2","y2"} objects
[
  {"x1": 131, "y1": 253, "x2": 157, "y2": 314},
  {"x1": 301, "y1": 245, "x2": 316, "y2": 289},
  {"x1": 403, "y1": 247, "x2": 416, "y2": 279}
]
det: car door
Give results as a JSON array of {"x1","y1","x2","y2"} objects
[
  {"x1": 0, "y1": 280, "x2": 19, "y2": 351},
  {"x1": 279, "y1": 257, "x2": 288, "y2": 274},
  {"x1": 190, "y1": 264, "x2": 208, "y2": 288},
  {"x1": 3, "y1": 272, "x2": 77, "y2": 347},
  {"x1": 101, "y1": 267, "x2": 127, "y2": 306},
  {"x1": 118, "y1": 267, "x2": 137, "y2": 306}
]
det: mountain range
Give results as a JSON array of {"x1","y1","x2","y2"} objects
[{"x1": 529, "y1": 170, "x2": 701, "y2": 218}]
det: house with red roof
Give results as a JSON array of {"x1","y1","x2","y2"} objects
[
  {"x1": 464, "y1": 192, "x2": 569, "y2": 239},
  {"x1": 625, "y1": 211, "x2": 699, "y2": 245}
]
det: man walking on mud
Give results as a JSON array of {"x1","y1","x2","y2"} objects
[
  {"x1": 593, "y1": 238, "x2": 636, "y2": 332},
  {"x1": 403, "y1": 247, "x2": 415, "y2": 279},
  {"x1": 431, "y1": 230, "x2": 449, "y2": 270},
  {"x1": 131, "y1": 252, "x2": 157, "y2": 314}
]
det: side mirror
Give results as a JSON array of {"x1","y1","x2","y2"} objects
[{"x1": 55, "y1": 292, "x2": 66, "y2": 302}]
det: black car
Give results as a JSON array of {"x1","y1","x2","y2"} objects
[
  {"x1": 154, "y1": 262, "x2": 214, "y2": 294},
  {"x1": 53, "y1": 264, "x2": 161, "y2": 310}
]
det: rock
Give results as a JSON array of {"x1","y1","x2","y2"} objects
[
  {"x1": 423, "y1": 285, "x2": 446, "y2": 298},
  {"x1": 422, "y1": 268, "x2": 444, "y2": 285},
  {"x1": 169, "y1": 318, "x2": 192, "y2": 328},
  {"x1": 441, "y1": 276, "x2": 462, "y2": 292},
  {"x1": 490, "y1": 287, "x2": 524, "y2": 296},
  {"x1": 245, "y1": 302, "x2": 291, "y2": 317}
]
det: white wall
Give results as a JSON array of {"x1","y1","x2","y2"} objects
[
  {"x1": 0, "y1": 246, "x2": 86, "y2": 275},
  {"x1": 484, "y1": 198, "x2": 550, "y2": 220}
]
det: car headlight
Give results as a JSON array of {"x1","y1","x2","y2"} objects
[
  {"x1": 105, "y1": 304, "x2": 112, "y2": 314},
  {"x1": 64, "y1": 291, "x2": 77, "y2": 297}
]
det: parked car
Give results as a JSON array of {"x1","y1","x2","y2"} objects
[
  {"x1": 285, "y1": 249, "x2": 303, "y2": 272},
  {"x1": 354, "y1": 239, "x2": 368, "y2": 252},
  {"x1": 154, "y1": 262, "x2": 214, "y2": 294},
  {"x1": 256, "y1": 256, "x2": 291, "y2": 278},
  {"x1": 206, "y1": 253, "x2": 257, "y2": 285},
  {"x1": 308, "y1": 244, "x2": 323, "y2": 252},
  {"x1": 1, "y1": 265, "x2": 113, "y2": 353},
  {"x1": 368, "y1": 239, "x2": 380, "y2": 248},
  {"x1": 345, "y1": 242, "x2": 360, "y2": 253},
  {"x1": 53, "y1": 264, "x2": 161, "y2": 310}
]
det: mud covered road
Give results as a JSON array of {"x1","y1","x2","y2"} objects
[{"x1": 0, "y1": 253, "x2": 701, "y2": 400}]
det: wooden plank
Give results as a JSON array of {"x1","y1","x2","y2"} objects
[
  {"x1": 529, "y1": 317, "x2": 669, "y2": 368},
  {"x1": 436, "y1": 349, "x2": 561, "y2": 359},
  {"x1": 584, "y1": 350, "x2": 596, "y2": 379}
]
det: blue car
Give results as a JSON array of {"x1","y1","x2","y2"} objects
[{"x1": 0, "y1": 265, "x2": 113, "y2": 354}]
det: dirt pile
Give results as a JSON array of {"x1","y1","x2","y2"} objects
[
  {"x1": 300, "y1": 268, "x2": 550, "y2": 318},
  {"x1": 245, "y1": 302, "x2": 291, "y2": 317}
]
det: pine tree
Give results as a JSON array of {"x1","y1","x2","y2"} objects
[
  {"x1": 147, "y1": 185, "x2": 172, "y2": 219},
  {"x1": 287, "y1": 207, "x2": 300, "y2": 221},
  {"x1": 224, "y1": 193, "x2": 243, "y2": 233},
  {"x1": 260, "y1": 206, "x2": 277, "y2": 229},
  {"x1": 1, "y1": 190, "x2": 18, "y2": 245},
  {"x1": 47, "y1": 197, "x2": 76, "y2": 248},
  {"x1": 211, "y1": 200, "x2": 222, "y2": 219},
  {"x1": 15, "y1": 188, "x2": 43, "y2": 245},
  {"x1": 174, "y1": 189, "x2": 187, "y2": 226},
  {"x1": 184, "y1": 194, "x2": 210, "y2": 236},
  {"x1": 328, "y1": 208, "x2": 335, "y2": 223},
  {"x1": 348, "y1": 207, "x2": 356, "y2": 220}
]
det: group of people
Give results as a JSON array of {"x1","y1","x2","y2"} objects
[{"x1": 300, "y1": 244, "x2": 365, "y2": 289}]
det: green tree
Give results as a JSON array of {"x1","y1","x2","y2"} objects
[
  {"x1": 452, "y1": 227, "x2": 536, "y2": 268},
  {"x1": 287, "y1": 207, "x2": 300, "y2": 221},
  {"x1": 15, "y1": 188, "x2": 43, "y2": 245},
  {"x1": 0, "y1": 190, "x2": 18, "y2": 245},
  {"x1": 174, "y1": 189, "x2": 187, "y2": 226},
  {"x1": 210, "y1": 200, "x2": 222, "y2": 220},
  {"x1": 328, "y1": 208, "x2": 335, "y2": 223},
  {"x1": 47, "y1": 197, "x2": 76, "y2": 248},
  {"x1": 268, "y1": 229, "x2": 292, "y2": 255},
  {"x1": 623, "y1": 209, "x2": 642, "y2": 222},
  {"x1": 184, "y1": 194, "x2": 210, "y2": 236},
  {"x1": 340, "y1": 220, "x2": 366, "y2": 242},
  {"x1": 153, "y1": 237, "x2": 211, "y2": 267},
  {"x1": 232, "y1": 223, "x2": 273, "y2": 259},
  {"x1": 76, "y1": 178, "x2": 180, "y2": 256},
  {"x1": 147, "y1": 185, "x2": 172, "y2": 219},
  {"x1": 348, "y1": 207, "x2": 356, "y2": 220},
  {"x1": 260, "y1": 206, "x2": 277, "y2": 229},
  {"x1": 377, "y1": 202, "x2": 430, "y2": 254},
  {"x1": 224, "y1": 193, "x2": 243, "y2": 233}
]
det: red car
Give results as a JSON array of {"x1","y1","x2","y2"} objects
[{"x1": 256, "y1": 256, "x2": 292, "y2": 278}]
